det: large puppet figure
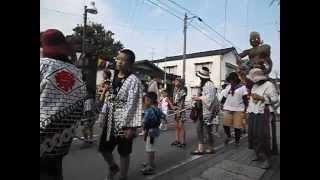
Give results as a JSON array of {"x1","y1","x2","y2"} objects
[{"x1": 237, "y1": 32, "x2": 273, "y2": 75}]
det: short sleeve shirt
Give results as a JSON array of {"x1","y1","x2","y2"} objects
[{"x1": 223, "y1": 84, "x2": 248, "y2": 112}]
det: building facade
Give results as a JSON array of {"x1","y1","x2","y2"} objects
[{"x1": 152, "y1": 47, "x2": 238, "y2": 100}]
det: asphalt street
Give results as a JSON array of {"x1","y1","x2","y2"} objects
[
  {"x1": 63, "y1": 111, "x2": 226, "y2": 180},
  {"x1": 62, "y1": 111, "x2": 280, "y2": 180}
]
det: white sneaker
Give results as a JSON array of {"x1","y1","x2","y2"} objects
[
  {"x1": 162, "y1": 124, "x2": 168, "y2": 131},
  {"x1": 159, "y1": 123, "x2": 164, "y2": 130}
]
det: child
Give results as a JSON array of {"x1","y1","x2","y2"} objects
[
  {"x1": 159, "y1": 90, "x2": 173, "y2": 131},
  {"x1": 141, "y1": 92, "x2": 163, "y2": 175}
]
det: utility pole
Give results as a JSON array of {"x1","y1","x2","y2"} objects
[
  {"x1": 182, "y1": 13, "x2": 187, "y2": 80},
  {"x1": 82, "y1": 5, "x2": 88, "y2": 54},
  {"x1": 182, "y1": 13, "x2": 202, "y2": 80}
]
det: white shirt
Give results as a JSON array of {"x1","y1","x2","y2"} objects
[
  {"x1": 223, "y1": 84, "x2": 248, "y2": 112},
  {"x1": 148, "y1": 79, "x2": 160, "y2": 102},
  {"x1": 219, "y1": 88, "x2": 228, "y2": 102},
  {"x1": 247, "y1": 81, "x2": 279, "y2": 114},
  {"x1": 160, "y1": 97, "x2": 169, "y2": 115},
  {"x1": 96, "y1": 70, "x2": 104, "y2": 85}
]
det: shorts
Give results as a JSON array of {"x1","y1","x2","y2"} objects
[
  {"x1": 98, "y1": 134, "x2": 133, "y2": 156},
  {"x1": 175, "y1": 112, "x2": 186, "y2": 123},
  {"x1": 145, "y1": 136, "x2": 157, "y2": 152},
  {"x1": 223, "y1": 111, "x2": 245, "y2": 129}
]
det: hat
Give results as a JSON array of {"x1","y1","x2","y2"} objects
[
  {"x1": 41, "y1": 29, "x2": 72, "y2": 58},
  {"x1": 196, "y1": 67, "x2": 210, "y2": 79},
  {"x1": 247, "y1": 68, "x2": 267, "y2": 83}
]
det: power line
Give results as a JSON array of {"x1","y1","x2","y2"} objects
[
  {"x1": 166, "y1": 0, "x2": 195, "y2": 15},
  {"x1": 145, "y1": 0, "x2": 184, "y2": 20},
  {"x1": 224, "y1": 0, "x2": 228, "y2": 39},
  {"x1": 41, "y1": 7, "x2": 81, "y2": 17},
  {"x1": 189, "y1": 24, "x2": 225, "y2": 47},
  {"x1": 201, "y1": 21, "x2": 242, "y2": 51},
  {"x1": 146, "y1": 0, "x2": 224, "y2": 47},
  {"x1": 154, "y1": 0, "x2": 184, "y2": 16},
  {"x1": 165, "y1": 0, "x2": 242, "y2": 51}
]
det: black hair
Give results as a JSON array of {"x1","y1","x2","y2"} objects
[
  {"x1": 120, "y1": 49, "x2": 135, "y2": 64},
  {"x1": 200, "y1": 78, "x2": 210, "y2": 88},
  {"x1": 222, "y1": 83, "x2": 228, "y2": 89},
  {"x1": 256, "y1": 79, "x2": 267, "y2": 86},
  {"x1": 202, "y1": 67, "x2": 209, "y2": 72},
  {"x1": 103, "y1": 70, "x2": 111, "y2": 80},
  {"x1": 226, "y1": 72, "x2": 241, "y2": 84},
  {"x1": 145, "y1": 92, "x2": 158, "y2": 104}
]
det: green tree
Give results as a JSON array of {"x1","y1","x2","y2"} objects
[{"x1": 72, "y1": 23, "x2": 124, "y2": 60}]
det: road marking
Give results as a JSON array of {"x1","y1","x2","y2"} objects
[
  {"x1": 73, "y1": 134, "x2": 99, "y2": 142},
  {"x1": 146, "y1": 134, "x2": 248, "y2": 180}
]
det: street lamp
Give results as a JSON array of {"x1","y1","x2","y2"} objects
[
  {"x1": 81, "y1": 1, "x2": 98, "y2": 102},
  {"x1": 82, "y1": 1, "x2": 98, "y2": 54},
  {"x1": 182, "y1": 13, "x2": 202, "y2": 80}
]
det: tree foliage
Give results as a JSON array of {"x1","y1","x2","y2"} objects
[{"x1": 72, "y1": 23, "x2": 124, "y2": 60}]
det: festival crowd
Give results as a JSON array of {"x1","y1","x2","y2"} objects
[{"x1": 40, "y1": 29, "x2": 280, "y2": 180}]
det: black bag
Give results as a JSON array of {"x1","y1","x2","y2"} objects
[{"x1": 190, "y1": 107, "x2": 199, "y2": 122}]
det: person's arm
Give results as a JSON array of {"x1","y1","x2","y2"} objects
[
  {"x1": 242, "y1": 87, "x2": 249, "y2": 112},
  {"x1": 238, "y1": 49, "x2": 250, "y2": 58},
  {"x1": 200, "y1": 84, "x2": 215, "y2": 110},
  {"x1": 124, "y1": 79, "x2": 143, "y2": 139},
  {"x1": 243, "y1": 95, "x2": 249, "y2": 112},
  {"x1": 167, "y1": 98, "x2": 174, "y2": 110},
  {"x1": 264, "y1": 82, "x2": 279, "y2": 105},
  {"x1": 220, "y1": 97, "x2": 226, "y2": 106},
  {"x1": 265, "y1": 57, "x2": 273, "y2": 74}
]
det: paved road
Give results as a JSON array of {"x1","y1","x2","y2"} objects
[
  {"x1": 63, "y1": 111, "x2": 280, "y2": 180},
  {"x1": 63, "y1": 110, "x2": 226, "y2": 180}
]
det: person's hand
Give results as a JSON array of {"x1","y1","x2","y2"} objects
[
  {"x1": 124, "y1": 128, "x2": 136, "y2": 140},
  {"x1": 251, "y1": 93, "x2": 264, "y2": 101},
  {"x1": 192, "y1": 96, "x2": 201, "y2": 101},
  {"x1": 243, "y1": 112, "x2": 247, "y2": 120}
]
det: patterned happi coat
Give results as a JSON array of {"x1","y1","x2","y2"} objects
[
  {"x1": 102, "y1": 73, "x2": 143, "y2": 141},
  {"x1": 40, "y1": 58, "x2": 88, "y2": 159},
  {"x1": 173, "y1": 87, "x2": 187, "y2": 121},
  {"x1": 199, "y1": 81, "x2": 219, "y2": 125}
]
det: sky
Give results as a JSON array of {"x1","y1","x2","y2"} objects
[{"x1": 40, "y1": 0, "x2": 280, "y2": 77}]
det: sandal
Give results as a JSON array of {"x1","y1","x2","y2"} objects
[
  {"x1": 191, "y1": 150, "x2": 204, "y2": 155},
  {"x1": 141, "y1": 165, "x2": 156, "y2": 175},
  {"x1": 178, "y1": 143, "x2": 186, "y2": 148},
  {"x1": 204, "y1": 149, "x2": 216, "y2": 154},
  {"x1": 171, "y1": 141, "x2": 180, "y2": 146},
  {"x1": 109, "y1": 164, "x2": 119, "y2": 175},
  {"x1": 141, "y1": 162, "x2": 148, "y2": 167}
]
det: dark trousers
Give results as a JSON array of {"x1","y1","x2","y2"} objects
[
  {"x1": 196, "y1": 119, "x2": 214, "y2": 146},
  {"x1": 270, "y1": 112, "x2": 279, "y2": 155},
  {"x1": 40, "y1": 157, "x2": 63, "y2": 180}
]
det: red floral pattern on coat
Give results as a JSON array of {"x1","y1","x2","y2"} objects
[{"x1": 55, "y1": 70, "x2": 75, "y2": 93}]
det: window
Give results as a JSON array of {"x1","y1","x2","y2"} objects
[
  {"x1": 164, "y1": 66, "x2": 177, "y2": 75},
  {"x1": 195, "y1": 62, "x2": 212, "y2": 72}
]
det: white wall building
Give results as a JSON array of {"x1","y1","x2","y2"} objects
[{"x1": 152, "y1": 47, "x2": 238, "y2": 100}]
